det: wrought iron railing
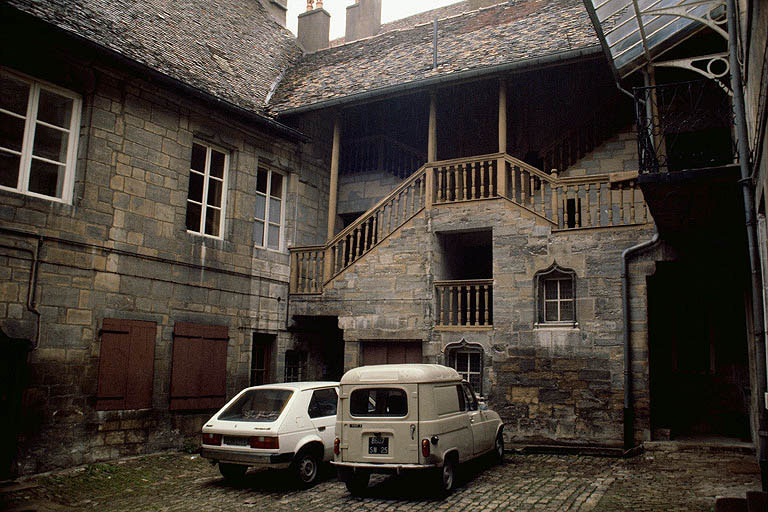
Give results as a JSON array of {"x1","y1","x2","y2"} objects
[{"x1": 634, "y1": 80, "x2": 735, "y2": 174}]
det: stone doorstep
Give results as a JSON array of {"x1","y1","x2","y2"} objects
[
  {"x1": 508, "y1": 443, "x2": 625, "y2": 457},
  {"x1": 644, "y1": 440, "x2": 756, "y2": 455}
]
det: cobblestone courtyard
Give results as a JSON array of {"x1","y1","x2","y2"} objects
[{"x1": 1, "y1": 448, "x2": 762, "y2": 511}]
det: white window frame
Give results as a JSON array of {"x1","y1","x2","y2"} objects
[
  {"x1": 534, "y1": 264, "x2": 577, "y2": 327},
  {"x1": 253, "y1": 166, "x2": 286, "y2": 251},
  {"x1": 446, "y1": 340, "x2": 484, "y2": 395},
  {"x1": 186, "y1": 141, "x2": 229, "y2": 239},
  {"x1": 543, "y1": 277, "x2": 575, "y2": 323},
  {"x1": 0, "y1": 69, "x2": 82, "y2": 203}
]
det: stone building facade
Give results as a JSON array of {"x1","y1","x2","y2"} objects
[{"x1": 2, "y1": 0, "x2": 767, "y2": 484}]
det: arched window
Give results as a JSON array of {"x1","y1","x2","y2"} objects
[
  {"x1": 445, "y1": 340, "x2": 484, "y2": 394},
  {"x1": 535, "y1": 262, "x2": 577, "y2": 326}
]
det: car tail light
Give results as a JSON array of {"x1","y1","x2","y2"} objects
[
  {"x1": 202, "y1": 433, "x2": 222, "y2": 446},
  {"x1": 334, "y1": 437, "x2": 340, "y2": 455},
  {"x1": 249, "y1": 436, "x2": 279, "y2": 449},
  {"x1": 421, "y1": 439, "x2": 430, "y2": 457}
]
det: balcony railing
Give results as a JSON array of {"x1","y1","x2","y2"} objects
[
  {"x1": 435, "y1": 279, "x2": 493, "y2": 327},
  {"x1": 290, "y1": 153, "x2": 650, "y2": 294},
  {"x1": 634, "y1": 80, "x2": 735, "y2": 174}
]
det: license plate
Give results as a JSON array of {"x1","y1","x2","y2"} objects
[
  {"x1": 224, "y1": 435, "x2": 249, "y2": 447},
  {"x1": 368, "y1": 436, "x2": 389, "y2": 454}
]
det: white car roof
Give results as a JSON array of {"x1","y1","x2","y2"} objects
[
  {"x1": 238, "y1": 381, "x2": 338, "y2": 393},
  {"x1": 340, "y1": 364, "x2": 461, "y2": 385}
]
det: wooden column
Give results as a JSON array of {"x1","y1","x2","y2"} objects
[
  {"x1": 327, "y1": 116, "x2": 341, "y2": 240},
  {"x1": 428, "y1": 91, "x2": 437, "y2": 163},
  {"x1": 497, "y1": 80, "x2": 508, "y2": 197}
]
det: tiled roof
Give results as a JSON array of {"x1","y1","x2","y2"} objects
[
  {"x1": 270, "y1": 0, "x2": 600, "y2": 113},
  {"x1": 5, "y1": 0, "x2": 303, "y2": 116},
  {"x1": 330, "y1": 0, "x2": 474, "y2": 47}
]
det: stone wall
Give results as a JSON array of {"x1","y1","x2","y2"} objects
[
  {"x1": 0, "y1": 47, "x2": 328, "y2": 474},
  {"x1": 289, "y1": 194, "x2": 657, "y2": 447},
  {"x1": 563, "y1": 126, "x2": 640, "y2": 178}
]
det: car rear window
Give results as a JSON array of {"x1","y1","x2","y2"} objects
[
  {"x1": 217, "y1": 388, "x2": 293, "y2": 422},
  {"x1": 350, "y1": 388, "x2": 407, "y2": 417}
]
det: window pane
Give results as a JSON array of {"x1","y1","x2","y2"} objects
[
  {"x1": 0, "y1": 75, "x2": 29, "y2": 115},
  {"x1": 33, "y1": 124, "x2": 68, "y2": 163},
  {"x1": 255, "y1": 194, "x2": 266, "y2": 220},
  {"x1": 256, "y1": 168, "x2": 268, "y2": 193},
  {"x1": 0, "y1": 151, "x2": 21, "y2": 188},
  {"x1": 191, "y1": 143, "x2": 206, "y2": 172},
  {"x1": 545, "y1": 301, "x2": 559, "y2": 321},
  {"x1": 469, "y1": 353, "x2": 481, "y2": 372},
  {"x1": 270, "y1": 173, "x2": 282, "y2": 198},
  {"x1": 36, "y1": 89, "x2": 72, "y2": 128},
  {"x1": 267, "y1": 224, "x2": 279, "y2": 250},
  {"x1": 28, "y1": 158, "x2": 65, "y2": 197},
  {"x1": 205, "y1": 206, "x2": 221, "y2": 236},
  {"x1": 350, "y1": 388, "x2": 407, "y2": 417},
  {"x1": 545, "y1": 280, "x2": 558, "y2": 300},
  {"x1": 186, "y1": 202, "x2": 202, "y2": 231},
  {"x1": 469, "y1": 374, "x2": 481, "y2": 394},
  {"x1": 217, "y1": 389, "x2": 293, "y2": 422},
  {"x1": 0, "y1": 112, "x2": 25, "y2": 152},
  {"x1": 210, "y1": 149, "x2": 225, "y2": 178},
  {"x1": 207, "y1": 177, "x2": 223, "y2": 207},
  {"x1": 187, "y1": 172, "x2": 204, "y2": 202},
  {"x1": 253, "y1": 220, "x2": 264, "y2": 245},
  {"x1": 560, "y1": 300, "x2": 574, "y2": 321},
  {"x1": 560, "y1": 279, "x2": 573, "y2": 299},
  {"x1": 269, "y1": 197, "x2": 281, "y2": 224},
  {"x1": 455, "y1": 353, "x2": 468, "y2": 372}
]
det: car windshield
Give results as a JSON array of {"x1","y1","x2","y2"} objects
[{"x1": 217, "y1": 388, "x2": 293, "y2": 422}]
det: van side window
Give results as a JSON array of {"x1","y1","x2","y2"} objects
[
  {"x1": 435, "y1": 385, "x2": 461, "y2": 415},
  {"x1": 308, "y1": 388, "x2": 338, "y2": 418},
  {"x1": 350, "y1": 388, "x2": 408, "y2": 417},
  {"x1": 456, "y1": 384, "x2": 467, "y2": 411},
  {"x1": 462, "y1": 383, "x2": 478, "y2": 411}
]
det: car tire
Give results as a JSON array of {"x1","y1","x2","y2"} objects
[
  {"x1": 292, "y1": 449, "x2": 320, "y2": 488},
  {"x1": 219, "y1": 463, "x2": 247, "y2": 483},
  {"x1": 344, "y1": 471, "x2": 369, "y2": 496},
  {"x1": 437, "y1": 456, "x2": 457, "y2": 494},
  {"x1": 493, "y1": 431, "x2": 504, "y2": 464}
]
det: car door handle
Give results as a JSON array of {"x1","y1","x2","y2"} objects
[{"x1": 318, "y1": 426, "x2": 326, "y2": 432}]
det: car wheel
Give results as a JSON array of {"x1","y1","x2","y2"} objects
[
  {"x1": 219, "y1": 463, "x2": 247, "y2": 483},
  {"x1": 437, "y1": 456, "x2": 457, "y2": 494},
  {"x1": 494, "y1": 431, "x2": 504, "y2": 464},
  {"x1": 344, "y1": 471, "x2": 369, "y2": 496},
  {"x1": 292, "y1": 450, "x2": 320, "y2": 487}
]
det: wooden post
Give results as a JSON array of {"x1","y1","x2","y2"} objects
[
  {"x1": 428, "y1": 91, "x2": 437, "y2": 163},
  {"x1": 497, "y1": 80, "x2": 507, "y2": 197},
  {"x1": 327, "y1": 117, "x2": 341, "y2": 240}
]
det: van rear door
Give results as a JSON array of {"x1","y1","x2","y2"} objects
[{"x1": 341, "y1": 384, "x2": 419, "y2": 465}]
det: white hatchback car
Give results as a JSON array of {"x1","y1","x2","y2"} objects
[{"x1": 201, "y1": 381, "x2": 339, "y2": 487}]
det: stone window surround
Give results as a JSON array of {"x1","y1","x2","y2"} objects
[
  {"x1": 0, "y1": 68, "x2": 82, "y2": 204},
  {"x1": 253, "y1": 165, "x2": 286, "y2": 252},
  {"x1": 534, "y1": 262, "x2": 578, "y2": 328},
  {"x1": 445, "y1": 339, "x2": 484, "y2": 395},
  {"x1": 185, "y1": 140, "x2": 229, "y2": 239}
]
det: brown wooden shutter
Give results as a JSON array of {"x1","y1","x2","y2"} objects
[
  {"x1": 170, "y1": 323, "x2": 228, "y2": 410},
  {"x1": 96, "y1": 319, "x2": 156, "y2": 411}
]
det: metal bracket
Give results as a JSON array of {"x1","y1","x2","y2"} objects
[
  {"x1": 654, "y1": 52, "x2": 733, "y2": 96},
  {"x1": 642, "y1": 1, "x2": 728, "y2": 41}
]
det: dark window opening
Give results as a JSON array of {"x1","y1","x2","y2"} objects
[
  {"x1": 285, "y1": 350, "x2": 307, "y2": 382},
  {"x1": 350, "y1": 388, "x2": 408, "y2": 417},
  {"x1": 251, "y1": 333, "x2": 275, "y2": 386}
]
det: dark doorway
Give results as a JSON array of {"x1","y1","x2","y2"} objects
[
  {"x1": 251, "y1": 333, "x2": 275, "y2": 386},
  {"x1": 647, "y1": 260, "x2": 750, "y2": 441},
  {"x1": 0, "y1": 332, "x2": 31, "y2": 479},
  {"x1": 362, "y1": 341, "x2": 423, "y2": 366},
  {"x1": 292, "y1": 316, "x2": 345, "y2": 381}
]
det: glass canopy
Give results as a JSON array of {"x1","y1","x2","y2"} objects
[{"x1": 584, "y1": 0, "x2": 725, "y2": 78}]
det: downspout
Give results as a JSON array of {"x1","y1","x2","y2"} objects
[
  {"x1": 0, "y1": 236, "x2": 42, "y2": 350},
  {"x1": 727, "y1": 0, "x2": 768, "y2": 490},
  {"x1": 622, "y1": 233, "x2": 659, "y2": 453}
]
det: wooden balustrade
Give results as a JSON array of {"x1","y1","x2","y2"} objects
[
  {"x1": 432, "y1": 156, "x2": 499, "y2": 203},
  {"x1": 435, "y1": 279, "x2": 493, "y2": 327},
  {"x1": 290, "y1": 152, "x2": 651, "y2": 294},
  {"x1": 289, "y1": 246, "x2": 325, "y2": 294},
  {"x1": 341, "y1": 135, "x2": 426, "y2": 179}
]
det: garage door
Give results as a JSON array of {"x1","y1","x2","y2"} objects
[{"x1": 362, "y1": 342, "x2": 422, "y2": 365}]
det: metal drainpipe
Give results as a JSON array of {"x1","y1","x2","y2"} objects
[
  {"x1": 0, "y1": 237, "x2": 42, "y2": 350},
  {"x1": 727, "y1": 0, "x2": 768, "y2": 490},
  {"x1": 622, "y1": 234, "x2": 659, "y2": 453}
]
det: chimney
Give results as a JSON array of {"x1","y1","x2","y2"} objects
[
  {"x1": 345, "y1": 0, "x2": 381, "y2": 42},
  {"x1": 298, "y1": 1, "x2": 330, "y2": 53},
  {"x1": 468, "y1": 0, "x2": 501, "y2": 9},
  {"x1": 258, "y1": 0, "x2": 288, "y2": 27}
]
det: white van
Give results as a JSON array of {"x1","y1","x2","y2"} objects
[{"x1": 332, "y1": 364, "x2": 504, "y2": 495}]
